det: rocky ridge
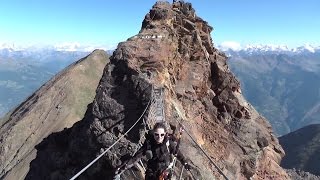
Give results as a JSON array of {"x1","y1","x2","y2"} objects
[
  {"x1": 0, "y1": 50, "x2": 108, "y2": 180},
  {"x1": 3, "y1": 1, "x2": 288, "y2": 180}
]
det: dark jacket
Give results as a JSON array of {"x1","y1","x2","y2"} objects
[{"x1": 125, "y1": 135, "x2": 186, "y2": 177}]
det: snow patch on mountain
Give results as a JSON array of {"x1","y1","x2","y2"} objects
[{"x1": 217, "y1": 42, "x2": 320, "y2": 55}]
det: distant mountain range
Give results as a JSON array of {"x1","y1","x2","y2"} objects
[
  {"x1": 1, "y1": 43, "x2": 320, "y2": 137},
  {"x1": 226, "y1": 45, "x2": 320, "y2": 135},
  {"x1": 219, "y1": 44, "x2": 320, "y2": 54}
]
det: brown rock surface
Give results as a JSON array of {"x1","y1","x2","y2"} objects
[
  {"x1": 0, "y1": 50, "x2": 108, "y2": 180},
  {"x1": 2, "y1": 1, "x2": 289, "y2": 180}
]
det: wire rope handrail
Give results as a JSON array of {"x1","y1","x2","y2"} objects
[
  {"x1": 69, "y1": 85, "x2": 229, "y2": 180},
  {"x1": 69, "y1": 95, "x2": 152, "y2": 180},
  {"x1": 175, "y1": 118, "x2": 229, "y2": 180}
]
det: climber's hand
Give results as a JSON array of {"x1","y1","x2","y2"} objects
[
  {"x1": 184, "y1": 163, "x2": 191, "y2": 171},
  {"x1": 115, "y1": 164, "x2": 127, "y2": 174},
  {"x1": 115, "y1": 167, "x2": 120, "y2": 175}
]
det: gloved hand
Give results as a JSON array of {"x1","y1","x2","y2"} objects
[
  {"x1": 184, "y1": 163, "x2": 191, "y2": 171},
  {"x1": 115, "y1": 164, "x2": 127, "y2": 174}
]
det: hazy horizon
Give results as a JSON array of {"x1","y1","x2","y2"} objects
[{"x1": 0, "y1": 0, "x2": 319, "y2": 50}]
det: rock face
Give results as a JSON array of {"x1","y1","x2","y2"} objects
[
  {"x1": 280, "y1": 124, "x2": 320, "y2": 176},
  {"x1": 8, "y1": 1, "x2": 287, "y2": 180},
  {"x1": 0, "y1": 50, "x2": 108, "y2": 180}
]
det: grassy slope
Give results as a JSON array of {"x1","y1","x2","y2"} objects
[{"x1": 64, "y1": 50, "x2": 109, "y2": 125}]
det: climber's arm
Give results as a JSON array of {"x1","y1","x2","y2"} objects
[{"x1": 118, "y1": 141, "x2": 147, "y2": 171}]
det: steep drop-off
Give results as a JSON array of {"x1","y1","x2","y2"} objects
[
  {"x1": 280, "y1": 124, "x2": 320, "y2": 176},
  {"x1": 228, "y1": 51, "x2": 320, "y2": 136}
]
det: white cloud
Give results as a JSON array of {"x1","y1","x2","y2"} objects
[
  {"x1": 219, "y1": 41, "x2": 242, "y2": 51},
  {"x1": 0, "y1": 42, "x2": 26, "y2": 51},
  {"x1": 54, "y1": 42, "x2": 82, "y2": 51},
  {"x1": 54, "y1": 42, "x2": 117, "y2": 52},
  {"x1": 0, "y1": 41, "x2": 117, "y2": 52}
]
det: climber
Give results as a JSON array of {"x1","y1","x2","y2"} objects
[{"x1": 115, "y1": 122, "x2": 191, "y2": 180}]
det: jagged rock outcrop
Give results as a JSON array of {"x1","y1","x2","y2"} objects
[
  {"x1": 0, "y1": 50, "x2": 108, "y2": 180},
  {"x1": 15, "y1": 1, "x2": 288, "y2": 180}
]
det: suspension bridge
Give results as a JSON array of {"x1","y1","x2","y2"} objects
[{"x1": 70, "y1": 86, "x2": 229, "y2": 180}]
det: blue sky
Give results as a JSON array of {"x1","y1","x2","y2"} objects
[{"x1": 0, "y1": 0, "x2": 319, "y2": 49}]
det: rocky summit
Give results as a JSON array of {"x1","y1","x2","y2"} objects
[{"x1": 3, "y1": 1, "x2": 288, "y2": 180}]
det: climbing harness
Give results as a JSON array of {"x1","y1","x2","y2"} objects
[{"x1": 158, "y1": 169, "x2": 171, "y2": 180}]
